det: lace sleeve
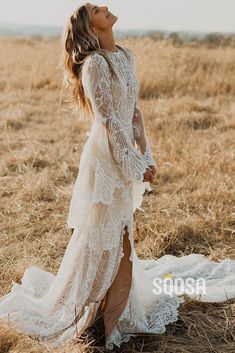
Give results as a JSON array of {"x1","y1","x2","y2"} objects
[
  {"x1": 122, "y1": 47, "x2": 157, "y2": 168},
  {"x1": 132, "y1": 100, "x2": 157, "y2": 167},
  {"x1": 81, "y1": 53, "x2": 149, "y2": 183}
]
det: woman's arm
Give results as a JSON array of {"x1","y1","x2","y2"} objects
[
  {"x1": 82, "y1": 53, "x2": 150, "y2": 183},
  {"x1": 122, "y1": 47, "x2": 157, "y2": 170},
  {"x1": 132, "y1": 99, "x2": 157, "y2": 168}
]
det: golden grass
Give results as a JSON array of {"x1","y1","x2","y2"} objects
[{"x1": 0, "y1": 35, "x2": 235, "y2": 352}]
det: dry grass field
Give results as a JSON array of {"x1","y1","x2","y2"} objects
[{"x1": 0, "y1": 35, "x2": 235, "y2": 352}]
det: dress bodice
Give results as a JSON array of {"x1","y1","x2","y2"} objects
[
  {"x1": 82, "y1": 47, "x2": 140, "y2": 141},
  {"x1": 80, "y1": 46, "x2": 156, "y2": 187}
]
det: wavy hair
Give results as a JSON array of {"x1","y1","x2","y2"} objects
[{"x1": 60, "y1": 3, "x2": 126, "y2": 119}]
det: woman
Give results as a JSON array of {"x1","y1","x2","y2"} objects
[{"x1": 0, "y1": 2, "x2": 235, "y2": 352}]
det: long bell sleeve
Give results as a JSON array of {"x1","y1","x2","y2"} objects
[
  {"x1": 81, "y1": 53, "x2": 149, "y2": 183},
  {"x1": 132, "y1": 99, "x2": 157, "y2": 167},
  {"x1": 122, "y1": 47, "x2": 157, "y2": 168}
]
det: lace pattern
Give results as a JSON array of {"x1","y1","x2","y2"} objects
[
  {"x1": 105, "y1": 262, "x2": 185, "y2": 350},
  {"x1": 82, "y1": 53, "x2": 150, "y2": 184},
  {"x1": 123, "y1": 48, "x2": 157, "y2": 168},
  {"x1": 132, "y1": 102, "x2": 157, "y2": 167}
]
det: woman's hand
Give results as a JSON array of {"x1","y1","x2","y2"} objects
[
  {"x1": 148, "y1": 165, "x2": 157, "y2": 176},
  {"x1": 143, "y1": 167, "x2": 154, "y2": 183}
]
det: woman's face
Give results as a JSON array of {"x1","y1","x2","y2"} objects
[{"x1": 85, "y1": 3, "x2": 118, "y2": 32}]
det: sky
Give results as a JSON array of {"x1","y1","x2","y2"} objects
[{"x1": 0, "y1": 0, "x2": 234, "y2": 33}]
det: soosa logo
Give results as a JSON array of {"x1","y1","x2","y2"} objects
[{"x1": 152, "y1": 273, "x2": 207, "y2": 297}]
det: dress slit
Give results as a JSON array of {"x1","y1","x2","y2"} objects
[{"x1": 102, "y1": 224, "x2": 133, "y2": 339}]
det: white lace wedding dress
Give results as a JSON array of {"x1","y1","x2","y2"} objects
[{"x1": 0, "y1": 45, "x2": 235, "y2": 351}]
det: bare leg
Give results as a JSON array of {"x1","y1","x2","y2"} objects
[{"x1": 102, "y1": 225, "x2": 133, "y2": 338}]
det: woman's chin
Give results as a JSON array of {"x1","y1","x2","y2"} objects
[{"x1": 111, "y1": 16, "x2": 118, "y2": 25}]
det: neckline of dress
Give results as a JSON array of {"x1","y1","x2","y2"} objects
[{"x1": 104, "y1": 46, "x2": 121, "y2": 55}]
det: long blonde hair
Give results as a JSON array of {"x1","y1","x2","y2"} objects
[{"x1": 60, "y1": 3, "x2": 125, "y2": 118}]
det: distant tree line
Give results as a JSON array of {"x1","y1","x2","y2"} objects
[{"x1": 148, "y1": 30, "x2": 235, "y2": 48}]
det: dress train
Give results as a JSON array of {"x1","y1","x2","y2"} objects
[{"x1": 0, "y1": 182, "x2": 235, "y2": 351}]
